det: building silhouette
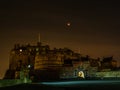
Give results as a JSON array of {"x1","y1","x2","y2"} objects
[{"x1": 4, "y1": 41, "x2": 118, "y2": 81}]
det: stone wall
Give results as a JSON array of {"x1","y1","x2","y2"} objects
[{"x1": 96, "y1": 71, "x2": 120, "y2": 78}]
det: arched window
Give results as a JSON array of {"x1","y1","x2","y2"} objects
[{"x1": 78, "y1": 71, "x2": 85, "y2": 78}]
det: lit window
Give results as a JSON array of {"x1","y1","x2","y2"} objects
[
  {"x1": 20, "y1": 49, "x2": 22, "y2": 52},
  {"x1": 28, "y1": 65, "x2": 31, "y2": 68}
]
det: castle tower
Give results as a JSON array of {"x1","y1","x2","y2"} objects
[{"x1": 37, "y1": 33, "x2": 41, "y2": 46}]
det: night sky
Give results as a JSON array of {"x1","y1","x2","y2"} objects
[{"x1": 0, "y1": 0, "x2": 120, "y2": 78}]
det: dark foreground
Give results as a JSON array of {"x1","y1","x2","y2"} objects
[{"x1": 0, "y1": 80, "x2": 120, "y2": 90}]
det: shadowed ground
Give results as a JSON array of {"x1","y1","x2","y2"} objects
[{"x1": 0, "y1": 80, "x2": 120, "y2": 90}]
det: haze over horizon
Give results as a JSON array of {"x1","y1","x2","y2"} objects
[{"x1": 0, "y1": 0, "x2": 120, "y2": 79}]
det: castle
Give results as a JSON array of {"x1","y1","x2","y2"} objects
[{"x1": 4, "y1": 41, "x2": 119, "y2": 81}]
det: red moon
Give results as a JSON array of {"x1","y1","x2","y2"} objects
[{"x1": 67, "y1": 22, "x2": 71, "y2": 27}]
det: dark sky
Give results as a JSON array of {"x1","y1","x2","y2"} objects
[{"x1": 0, "y1": 0, "x2": 120, "y2": 78}]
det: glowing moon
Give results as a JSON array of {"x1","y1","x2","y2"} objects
[{"x1": 66, "y1": 22, "x2": 71, "y2": 27}]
